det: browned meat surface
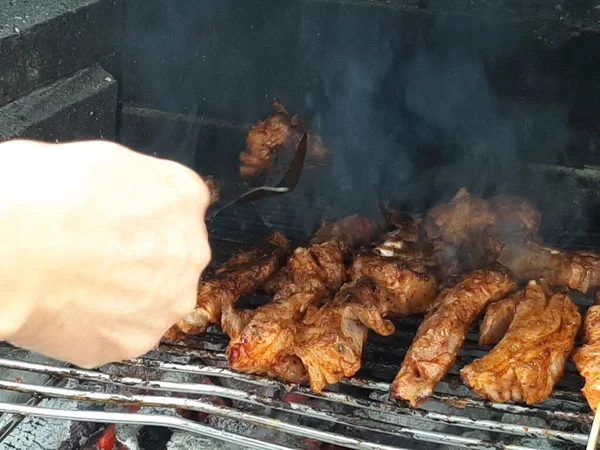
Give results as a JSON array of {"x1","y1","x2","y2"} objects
[
  {"x1": 424, "y1": 189, "x2": 541, "y2": 276},
  {"x1": 310, "y1": 215, "x2": 380, "y2": 252},
  {"x1": 240, "y1": 99, "x2": 328, "y2": 178},
  {"x1": 490, "y1": 195, "x2": 540, "y2": 240},
  {"x1": 461, "y1": 281, "x2": 581, "y2": 405},
  {"x1": 262, "y1": 267, "x2": 291, "y2": 294},
  {"x1": 224, "y1": 240, "x2": 346, "y2": 382},
  {"x1": 425, "y1": 188, "x2": 497, "y2": 247},
  {"x1": 391, "y1": 268, "x2": 515, "y2": 407},
  {"x1": 295, "y1": 254, "x2": 439, "y2": 392},
  {"x1": 478, "y1": 293, "x2": 520, "y2": 346},
  {"x1": 163, "y1": 231, "x2": 290, "y2": 341},
  {"x1": 498, "y1": 242, "x2": 600, "y2": 293},
  {"x1": 573, "y1": 293, "x2": 600, "y2": 411},
  {"x1": 294, "y1": 279, "x2": 395, "y2": 392}
]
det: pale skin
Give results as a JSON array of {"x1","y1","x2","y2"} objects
[{"x1": 0, "y1": 139, "x2": 212, "y2": 368}]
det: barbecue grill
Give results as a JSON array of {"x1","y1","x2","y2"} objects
[{"x1": 1, "y1": 0, "x2": 600, "y2": 449}]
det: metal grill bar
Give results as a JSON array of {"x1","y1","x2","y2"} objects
[
  {"x1": 0, "y1": 345, "x2": 592, "y2": 450},
  {"x1": 0, "y1": 402, "x2": 295, "y2": 450}
]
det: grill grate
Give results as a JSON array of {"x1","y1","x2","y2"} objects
[{"x1": 0, "y1": 212, "x2": 596, "y2": 449}]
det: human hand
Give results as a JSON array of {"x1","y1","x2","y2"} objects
[{"x1": 0, "y1": 140, "x2": 211, "y2": 368}]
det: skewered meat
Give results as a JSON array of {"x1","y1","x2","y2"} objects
[
  {"x1": 572, "y1": 293, "x2": 600, "y2": 412},
  {"x1": 461, "y1": 281, "x2": 581, "y2": 405},
  {"x1": 163, "y1": 231, "x2": 290, "y2": 341},
  {"x1": 478, "y1": 294, "x2": 520, "y2": 346},
  {"x1": 224, "y1": 240, "x2": 346, "y2": 382},
  {"x1": 498, "y1": 242, "x2": 600, "y2": 293},
  {"x1": 295, "y1": 255, "x2": 439, "y2": 392},
  {"x1": 391, "y1": 268, "x2": 515, "y2": 407},
  {"x1": 240, "y1": 99, "x2": 328, "y2": 178}
]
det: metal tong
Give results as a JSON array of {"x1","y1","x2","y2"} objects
[{"x1": 206, "y1": 133, "x2": 308, "y2": 220}]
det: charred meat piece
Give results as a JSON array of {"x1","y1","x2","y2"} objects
[
  {"x1": 310, "y1": 215, "x2": 380, "y2": 253},
  {"x1": 391, "y1": 268, "x2": 515, "y2": 407},
  {"x1": 498, "y1": 242, "x2": 600, "y2": 293},
  {"x1": 478, "y1": 293, "x2": 520, "y2": 346},
  {"x1": 163, "y1": 232, "x2": 290, "y2": 341},
  {"x1": 572, "y1": 293, "x2": 600, "y2": 412},
  {"x1": 295, "y1": 255, "x2": 439, "y2": 392},
  {"x1": 462, "y1": 281, "x2": 581, "y2": 405},
  {"x1": 224, "y1": 240, "x2": 346, "y2": 382},
  {"x1": 240, "y1": 99, "x2": 327, "y2": 178}
]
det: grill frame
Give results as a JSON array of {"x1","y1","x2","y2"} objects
[
  {"x1": 0, "y1": 334, "x2": 593, "y2": 450},
  {"x1": 0, "y1": 215, "x2": 596, "y2": 450}
]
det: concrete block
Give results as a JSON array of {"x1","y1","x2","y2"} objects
[
  {"x1": 0, "y1": 0, "x2": 122, "y2": 107},
  {"x1": 0, "y1": 65, "x2": 117, "y2": 142}
]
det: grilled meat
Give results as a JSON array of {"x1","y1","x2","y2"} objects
[
  {"x1": 478, "y1": 294, "x2": 520, "y2": 346},
  {"x1": 572, "y1": 293, "x2": 600, "y2": 411},
  {"x1": 310, "y1": 215, "x2": 381, "y2": 252},
  {"x1": 498, "y1": 242, "x2": 600, "y2": 293},
  {"x1": 462, "y1": 281, "x2": 581, "y2": 405},
  {"x1": 490, "y1": 195, "x2": 540, "y2": 240},
  {"x1": 295, "y1": 254, "x2": 439, "y2": 392},
  {"x1": 294, "y1": 278, "x2": 395, "y2": 392},
  {"x1": 240, "y1": 99, "x2": 328, "y2": 178},
  {"x1": 391, "y1": 268, "x2": 515, "y2": 407},
  {"x1": 163, "y1": 231, "x2": 290, "y2": 341},
  {"x1": 224, "y1": 240, "x2": 346, "y2": 382}
]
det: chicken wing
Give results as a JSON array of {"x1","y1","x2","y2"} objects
[
  {"x1": 572, "y1": 293, "x2": 600, "y2": 411},
  {"x1": 391, "y1": 268, "x2": 515, "y2": 407},
  {"x1": 163, "y1": 231, "x2": 290, "y2": 341},
  {"x1": 498, "y1": 242, "x2": 600, "y2": 293},
  {"x1": 224, "y1": 240, "x2": 346, "y2": 382},
  {"x1": 240, "y1": 99, "x2": 328, "y2": 178},
  {"x1": 461, "y1": 281, "x2": 581, "y2": 405},
  {"x1": 295, "y1": 256, "x2": 439, "y2": 392}
]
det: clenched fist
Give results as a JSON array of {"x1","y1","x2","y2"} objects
[{"x1": 0, "y1": 139, "x2": 211, "y2": 368}]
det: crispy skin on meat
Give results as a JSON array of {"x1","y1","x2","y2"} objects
[
  {"x1": 498, "y1": 242, "x2": 600, "y2": 293},
  {"x1": 240, "y1": 99, "x2": 328, "y2": 178},
  {"x1": 163, "y1": 232, "x2": 290, "y2": 341},
  {"x1": 391, "y1": 269, "x2": 515, "y2": 407},
  {"x1": 351, "y1": 255, "x2": 438, "y2": 317},
  {"x1": 462, "y1": 281, "x2": 581, "y2": 405},
  {"x1": 224, "y1": 241, "x2": 346, "y2": 382},
  {"x1": 572, "y1": 293, "x2": 600, "y2": 412},
  {"x1": 310, "y1": 215, "x2": 380, "y2": 252},
  {"x1": 294, "y1": 279, "x2": 395, "y2": 392},
  {"x1": 295, "y1": 255, "x2": 439, "y2": 392},
  {"x1": 478, "y1": 293, "x2": 520, "y2": 346}
]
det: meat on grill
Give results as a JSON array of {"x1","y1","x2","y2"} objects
[
  {"x1": 498, "y1": 242, "x2": 600, "y2": 293},
  {"x1": 391, "y1": 268, "x2": 515, "y2": 407},
  {"x1": 310, "y1": 214, "x2": 382, "y2": 252},
  {"x1": 461, "y1": 281, "x2": 581, "y2": 405},
  {"x1": 224, "y1": 240, "x2": 346, "y2": 382},
  {"x1": 573, "y1": 293, "x2": 600, "y2": 412},
  {"x1": 163, "y1": 231, "x2": 290, "y2": 341},
  {"x1": 240, "y1": 99, "x2": 328, "y2": 178},
  {"x1": 295, "y1": 254, "x2": 439, "y2": 392},
  {"x1": 423, "y1": 188, "x2": 540, "y2": 276},
  {"x1": 478, "y1": 294, "x2": 520, "y2": 346}
]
